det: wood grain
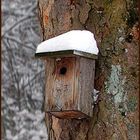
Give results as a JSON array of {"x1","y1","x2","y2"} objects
[{"x1": 45, "y1": 56, "x2": 95, "y2": 119}]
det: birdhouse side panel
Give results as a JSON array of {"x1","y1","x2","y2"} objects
[{"x1": 78, "y1": 57, "x2": 95, "y2": 117}]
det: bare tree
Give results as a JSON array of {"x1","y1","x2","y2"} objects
[{"x1": 2, "y1": 0, "x2": 48, "y2": 139}]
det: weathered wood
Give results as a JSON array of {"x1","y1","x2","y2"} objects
[
  {"x1": 45, "y1": 57, "x2": 76, "y2": 116},
  {"x1": 78, "y1": 57, "x2": 95, "y2": 117},
  {"x1": 45, "y1": 57, "x2": 95, "y2": 119}
]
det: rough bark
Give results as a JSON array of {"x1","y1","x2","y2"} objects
[{"x1": 38, "y1": 0, "x2": 139, "y2": 140}]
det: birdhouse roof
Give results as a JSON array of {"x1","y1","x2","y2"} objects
[{"x1": 35, "y1": 30, "x2": 99, "y2": 59}]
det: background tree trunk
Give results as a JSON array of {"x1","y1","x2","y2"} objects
[
  {"x1": 38, "y1": 0, "x2": 139, "y2": 140},
  {"x1": 2, "y1": 0, "x2": 48, "y2": 139}
]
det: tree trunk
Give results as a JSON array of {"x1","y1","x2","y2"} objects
[{"x1": 38, "y1": 0, "x2": 139, "y2": 139}]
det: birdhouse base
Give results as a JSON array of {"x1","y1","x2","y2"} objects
[{"x1": 48, "y1": 110, "x2": 90, "y2": 119}]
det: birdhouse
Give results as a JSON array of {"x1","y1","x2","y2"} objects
[{"x1": 35, "y1": 30, "x2": 99, "y2": 119}]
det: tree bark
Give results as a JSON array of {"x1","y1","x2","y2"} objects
[{"x1": 38, "y1": 0, "x2": 139, "y2": 139}]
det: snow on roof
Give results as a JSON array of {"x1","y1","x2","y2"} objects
[{"x1": 36, "y1": 30, "x2": 99, "y2": 55}]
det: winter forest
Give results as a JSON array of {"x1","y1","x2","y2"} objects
[{"x1": 2, "y1": 0, "x2": 48, "y2": 139}]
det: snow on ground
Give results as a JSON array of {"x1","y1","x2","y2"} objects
[{"x1": 36, "y1": 30, "x2": 99, "y2": 55}]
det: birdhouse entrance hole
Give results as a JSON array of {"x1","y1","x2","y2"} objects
[{"x1": 60, "y1": 67, "x2": 67, "y2": 75}]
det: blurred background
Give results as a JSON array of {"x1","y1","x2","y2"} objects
[{"x1": 2, "y1": 0, "x2": 48, "y2": 139}]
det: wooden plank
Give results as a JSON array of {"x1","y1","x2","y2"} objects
[
  {"x1": 53, "y1": 57, "x2": 76, "y2": 111},
  {"x1": 78, "y1": 57, "x2": 95, "y2": 117},
  {"x1": 45, "y1": 57, "x2": 76, "y2": 114}
]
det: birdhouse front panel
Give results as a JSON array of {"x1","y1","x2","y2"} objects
[
  {"x1": 77, "y1": 57, "x2": 95, "y2": 117},
  {"x1": 45, "y1": 57, "x2": 78, "y2": 118}
]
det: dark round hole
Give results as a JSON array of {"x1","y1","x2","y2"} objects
[{"x1": 60, "y1": 67, "x2": 67, "y2": 75}]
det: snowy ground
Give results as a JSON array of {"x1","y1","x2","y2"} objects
[{"x1": 2, "y1": 0, "x2": 48, "y2": 139}]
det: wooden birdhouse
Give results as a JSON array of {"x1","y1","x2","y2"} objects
[{"x1": 35, "y1": 30, "x2": 99, "y2": 119}]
